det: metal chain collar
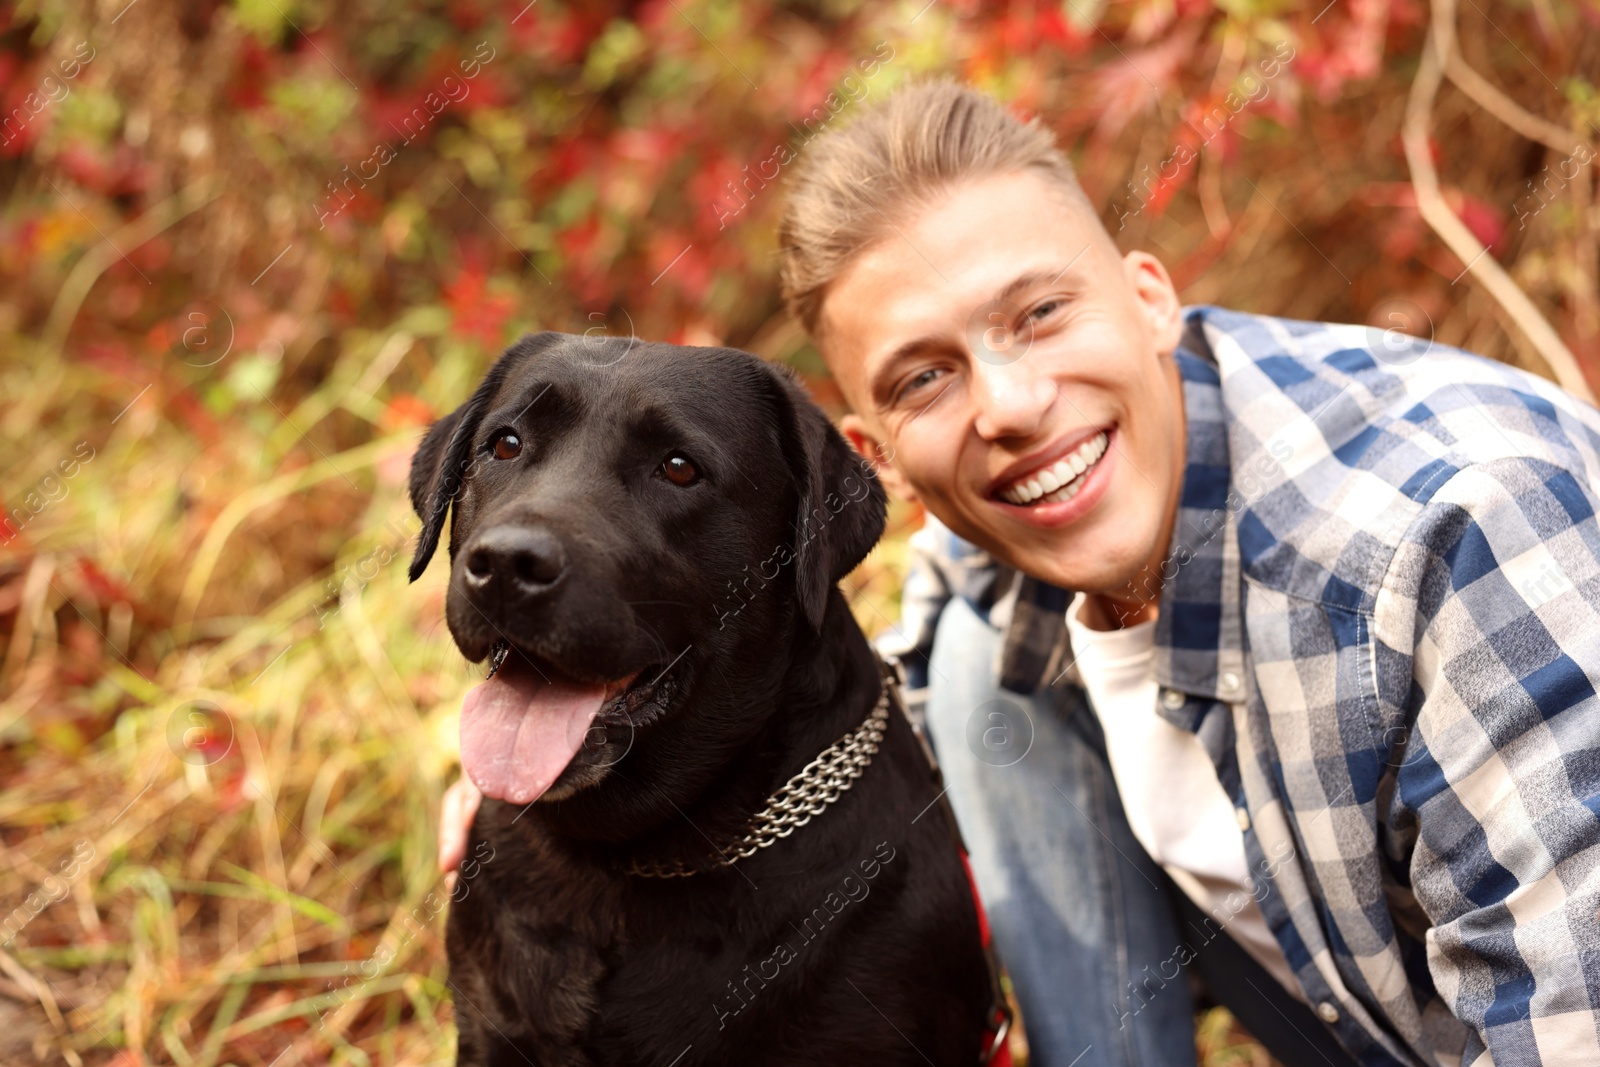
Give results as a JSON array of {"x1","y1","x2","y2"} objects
[{"x1": 626, "y1": 682, "x2": 892, "y2": 878}]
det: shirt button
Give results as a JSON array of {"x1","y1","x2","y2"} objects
[
  {"x1": 1220, "y1": 671, "x2": 1241, "y2": 694},
  {"x1": 1160, "y1": 688, "x2": 1186, "y2": 710},
  {"x1": 1317, "y1": 1001, "x2": 1340, "y2": 1024},
  {"x1": 1235, "y1": 807, "x2": 1251, "y2": 832}
]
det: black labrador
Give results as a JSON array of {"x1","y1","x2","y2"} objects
[{"x1": 408, "y1": 332, "x2": 996, "y2": 1066}]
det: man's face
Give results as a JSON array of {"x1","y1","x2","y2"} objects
[{"x1": 820, "y1": 169, "x2": 1187, "y2": 597}]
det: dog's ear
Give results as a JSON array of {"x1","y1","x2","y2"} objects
[
  {"x1": 770, "y1": 365, "x2": 888, "y2": 631},
  {"x1": 407, "y1": 332, "x2": 562, "y2": 581},
  {"x1": 407, "y1": 397, "x2": 483, "y2": 582}
]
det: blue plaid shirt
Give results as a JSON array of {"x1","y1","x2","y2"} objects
[{"x1": 879, "y1": 306, "x2": 1600, "y2": 1066}]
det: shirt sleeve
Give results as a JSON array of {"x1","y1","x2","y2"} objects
[{"x1": 1387, "y1": 456, "x2": 1600, "y2": 1066}]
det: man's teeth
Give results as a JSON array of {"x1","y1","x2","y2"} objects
[{"x1": 1000, "y1": 432, "x2": 1109, "y2": 505}]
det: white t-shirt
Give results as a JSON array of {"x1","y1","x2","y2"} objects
[{"x1": 1063, "y1": 591, "x2": 1303, "y2": 999}]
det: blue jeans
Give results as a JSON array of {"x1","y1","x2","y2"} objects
[
  {"x1": 925, "y1": 597, "x2": 1197, "y2": 1067},
  {"x1": 924, "y1": 597, "x2": 1362, "y2": 1067}
]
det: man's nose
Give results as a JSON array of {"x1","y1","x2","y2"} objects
[
  {"x1": 462, "y1": 525, "x2": 567, "y2": 601},
  {"x1": 969, "y1": 358, "x2": 1057, "y2": 441}
]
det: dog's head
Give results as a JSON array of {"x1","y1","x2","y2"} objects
[{"x1": 408, "y1": 332, "x2": 885, "y2": 808}]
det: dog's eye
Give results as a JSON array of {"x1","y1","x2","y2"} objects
[
  {"x1": 491, "y1": 432, "x2": 522, "y2": 461},
  {"x1": 661, "y1": 453, "x2": 699, "y2": 486}
]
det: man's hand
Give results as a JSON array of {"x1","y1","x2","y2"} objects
[{"x1": 438, "y1": 775, "x2": 483, "y2": 875}]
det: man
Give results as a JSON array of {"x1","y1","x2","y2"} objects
[{"x1": 442, "y1": 80, "x2": 1600, "y2": 1065}]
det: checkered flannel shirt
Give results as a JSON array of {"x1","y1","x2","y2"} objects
[{"x1": 877, "y1": 305, "x2": 1600, "y2": 1066}]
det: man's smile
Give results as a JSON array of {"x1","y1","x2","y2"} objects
[
  {"x1": 987, "y1": 425, "x2": 1119, "y2": 529},
  {"x1": 992, "y1": 427, "x2": 1112, "y2": 506}
]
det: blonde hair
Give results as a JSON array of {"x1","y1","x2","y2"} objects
[{"x1": 777, "y1": 78, "x2": 1094, "y2": 340}]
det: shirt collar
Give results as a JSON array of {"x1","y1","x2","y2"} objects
[{"x1": 1149, "y1": 325, "x2": 1249, "y2": 711}]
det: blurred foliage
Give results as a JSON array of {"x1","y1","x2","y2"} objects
[{"x1": 1, "y1": 0, "x2": 1597, "y2": 1062}]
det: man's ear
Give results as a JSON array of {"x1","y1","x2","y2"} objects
[
  {"x1": 1122, "y1": 250, "x2": 1184, "y2": 355},
  {"x1": 840, "y1": 414, "x2": 916, "y2": 503},
  {"x1": 771, "y1": 368, "x2": 888, "y2": 631},
  {"x1": 407, "y1": 332, "x2": 563, "y2": 581}
]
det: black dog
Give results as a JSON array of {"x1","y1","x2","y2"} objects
[{"x1": 408, "y1": 332, "x2": 996, "y2": 1066}]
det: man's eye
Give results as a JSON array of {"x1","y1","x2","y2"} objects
[
  {"x1": 1029, "y1": 299, "x2": 1062, "y2": 322},
  {"x1": 896, "y1": 368, "x2": 943, "y2": 405},
  {"x1": 491, "y1": 432, "x2": 522, "y2": 460}
]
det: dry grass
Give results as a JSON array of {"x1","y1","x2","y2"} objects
[{"x1": 1, "y1": 332, "x2": 475, "y2": 1066}]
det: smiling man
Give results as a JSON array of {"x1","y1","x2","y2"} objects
[
  {"x1": 771, "y1": 80, "x2": 1600, "y2": 1067},
  {"x1": 814, "y1": 168, "x2": 1185, "y2": 625}
]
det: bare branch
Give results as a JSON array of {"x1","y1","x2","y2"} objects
[
  {"x1": 1404, "y1": 0, "x2": 1595, "y2": 403},
  {"x1": 1445, "y1": 51, "x2": 1584, "y2": 154}
]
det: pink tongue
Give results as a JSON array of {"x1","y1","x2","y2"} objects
[{"x1": 460, "y1": 659, "x2": 608, "y2": 804}]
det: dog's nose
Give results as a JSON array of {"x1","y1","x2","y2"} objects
[{"x1": 463, "y1": 525, "x2": 567, "y2": 597}]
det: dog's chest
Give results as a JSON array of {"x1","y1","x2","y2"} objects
[
  {"x1": 453, "y1": 837, "x2": 863, "y2": 1064},
  {"x1": 448, "y1": 822, "x2": 625, "y2": 1064}
]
